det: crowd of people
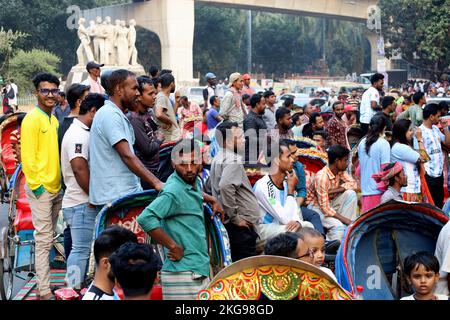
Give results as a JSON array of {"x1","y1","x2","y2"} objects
[{"x1": 5, "y1": 61, "x2": 450, "y2": 301}]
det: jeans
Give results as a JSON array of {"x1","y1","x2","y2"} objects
[
  {"x1": 64, "y1": 227, "x2": 72, "y2": 259},
  {"x1": 62, "y1": 203, "x2": 97, "y2": 288},
  {"x1": 301, "y1": 207, "x2": 325, "y2": 236}
]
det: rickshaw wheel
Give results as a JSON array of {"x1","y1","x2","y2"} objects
[{"x1": 0, "y1": 227, "x2": 14, "y2": 300}]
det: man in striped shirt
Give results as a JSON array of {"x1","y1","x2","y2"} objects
[{"x1": 308, "y1": 145, "x2": 358, "y2": 241}]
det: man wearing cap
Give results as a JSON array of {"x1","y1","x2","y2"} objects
[
  {"x1": 242, "y1": 74, "x2": 255, "y2": 97},
  {"x1": 203, "y1": 73, "x2": 217, "y2": 109},
  {"x1": 82, "y1": 62, "x2": 106, "y2": 95},
  {"x1": 220, "y1": 73, "x2": 246, "y2": 127}
]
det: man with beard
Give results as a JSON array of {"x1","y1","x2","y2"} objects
[
  {"x1": 274, "y1": 107, "x2": 294, "y2": 141},
  {"x1": 89, "y1": 70, "x2": 163, "y2": 217},
  {"x1": 137, "y1": 139, "x2": 212, "y2": 300},
  {"x1": 21, "y1": 73, "x2": 63, "y2": 300},
  {"x1": 326, "y1": 102, "x2": 349, "y2": 149},
  {"x1": 301, "y1": 112, "x2": 325, "y2": 140},
  {"x1": 154, "y1": 73, "x2": 180, "y2": 142},
  {"x1": 127, "y1": 76, "x2": 163, "y2": 187},
  {"x1": 83, "y1": 226, "x2": 138, "y2": 300}
]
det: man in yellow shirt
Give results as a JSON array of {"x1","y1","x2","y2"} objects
[{"x1": 21, "y1": 73, "x2": 63, "y2": 300}]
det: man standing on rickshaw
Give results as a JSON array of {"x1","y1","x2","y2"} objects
[{"x1": 21, "y1": 73, "x2": 63, "y2": 300}]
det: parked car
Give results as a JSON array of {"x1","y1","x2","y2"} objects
[
  {"x1": 187, "y1": 87, "x2": 206, "y2": 106},
  {"x1": 276, "y1": 93, "x2": 310, "y2": 108}
]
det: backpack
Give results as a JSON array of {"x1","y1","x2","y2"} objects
[{"x1": 6, "y1": 87, "x2": 15, "y2": 100}]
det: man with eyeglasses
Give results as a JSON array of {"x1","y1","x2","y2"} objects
[
  {"x1": 21, "y1": 73, "x2": 63, "y2": 300},
  {"x1": 264, "y1": 232, "x2": 314, "y2": 264}
]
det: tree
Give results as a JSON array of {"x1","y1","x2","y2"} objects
[
  {"x1": 0, "y1": 27, "x2": 28, "y2": 77},
  {"x1": 380, "y1": 0, "x2": 450, "y2": 75},
  {"x1": 9, "y1": 49, "x2": 61, "y2": 93}
]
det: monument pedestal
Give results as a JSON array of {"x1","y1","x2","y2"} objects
[{"x1": 65, "y1": 64, "x2": 146, "y2": 90}]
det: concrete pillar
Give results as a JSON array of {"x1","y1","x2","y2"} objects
[
  {"x1": 157, "y1": 0, "x2": 195, "y2": 85},
  {"x1": 82, "y1": 0, "x2": 196, "y2": 84},
  {"x1": 366, "y1": 32, "x2": 391, "y2": 71}
]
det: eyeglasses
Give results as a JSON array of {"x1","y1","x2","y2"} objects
[
  {"x1": 297, "y1": 248, "x2": 314, "y2": 260},
  {"x1": 39, "y1": 89, "x2": 60, "y2": 96}
]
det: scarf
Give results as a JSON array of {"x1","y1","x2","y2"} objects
[{"x1": 372, "y1": 162, "x2": 403, "y2": 192}]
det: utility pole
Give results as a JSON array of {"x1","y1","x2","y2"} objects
[{"x1": 247, "y1": 10, "x2": 252, "y2": 74}]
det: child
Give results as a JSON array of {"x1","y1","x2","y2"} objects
[
  {"x1": 401, "y1": 251, "x2": 449, "y2": 300},
  {"x1": 298, "y1": 228, "x2": 337, "y2": 281},
  {"x1": 109, "y1": 242, "x2": 162, "y2": 300}
]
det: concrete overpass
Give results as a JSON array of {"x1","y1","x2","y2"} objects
[{"x1": 82, "y1": 0, "x2": 379, "y2": 84}]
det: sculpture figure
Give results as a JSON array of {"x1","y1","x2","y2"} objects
[
  {"x1": 103, "y1": 16, "x2": 117, "y2": 65},
  {"x1": 91, "y1": 16, "x2": 107, "y2": 63},
  {"x1": 116, "y1": 20, "x2": 129, "y2": 65},
  {"x1": 128, "y1": 19, "x2": 138, "y2": 65},
  {"x1": 76, "y1": 18, "x2": 94, "y2": 65}
]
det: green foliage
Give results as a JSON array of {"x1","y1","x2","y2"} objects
[
  {"x1": 9, "y1": 49, "x2": 61, "y2": 93},
  {"x1": 193, "y1": 4, "x2": 371, "y2": 80},
  {"x1": 0, "y1": 27, "x2": 28, "y2": 76},
  {"x1": 380, "y1": 0, "x2": 450, "y2": 74}
]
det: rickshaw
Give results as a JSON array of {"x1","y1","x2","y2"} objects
[
  {"x1": 335, "y1": 200, "x2": 448, "y2": 300},
  {"x1": 198, "y1": 256, "x2": 353, "y2": 300},
  {"x1": 0, "y1": 112, "x2": 26, "y2": 203},
  {"x1": 92, "y1": 189, "x2": 232, "y2": 299}
]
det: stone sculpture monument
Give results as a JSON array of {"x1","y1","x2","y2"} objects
[{"x1": 67, "y1": 15, "x2": 145, "y2": 90}]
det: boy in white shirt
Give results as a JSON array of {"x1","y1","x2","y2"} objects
[
  {"x1": 254, "y1": 141, "x2": 314, "y2": 246},
  {"x1": 61, "y1": 93, "x2": 105, "y2": 288},
  {"x1": 401, "y1": 251, "x2": 448, "y2": 300}
]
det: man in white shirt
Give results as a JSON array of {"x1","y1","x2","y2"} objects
[
  {"x1": 360, "y1": 73, "x2": 384, "y2": 136},
  {"x1": 435, "y1": 221, "x2": 450, "y2": 296},
  {"x1": 61, "y1": 93, "x2": 105, "y2": 289},
  {"x1": 7, "y1": 79, "x2": 18, "y2": 111},
  {"x1": 254, "y1": 141, "x2": 314, "y2": 246},
  {"x1": 203, "y1": 72, "x2": 217, "y2": 109},
  {"x1": 414, "y1": 103, "x2": 450, "y2": 208},
  {"x1": 82, "y1": 62, "x2": 106, "y2": 95}
]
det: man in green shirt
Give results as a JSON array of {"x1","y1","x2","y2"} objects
[
  {"x1": 137, "y1": 139, "x2": 212, "y2": 300},
  {"x1": 398, "y1": 91, "x2": 426, "y2": 127}
]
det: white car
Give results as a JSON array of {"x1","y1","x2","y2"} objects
[
  {"x1": 187, "y1": 87, "x2": 206, "y2": 106},
  {"x1": 276, "y1": 93, "x2": 310, "y2": 109}
]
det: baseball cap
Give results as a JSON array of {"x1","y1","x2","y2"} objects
[
  {"x1": 205, "y1": 72, "x2": 216, "y2": 81},
  {"x1": 242, "y1": 74, "x2": 251, "y2": 80},
  {"x1": 86, "y1": 61, "x2": 105, "y2": 71}
]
